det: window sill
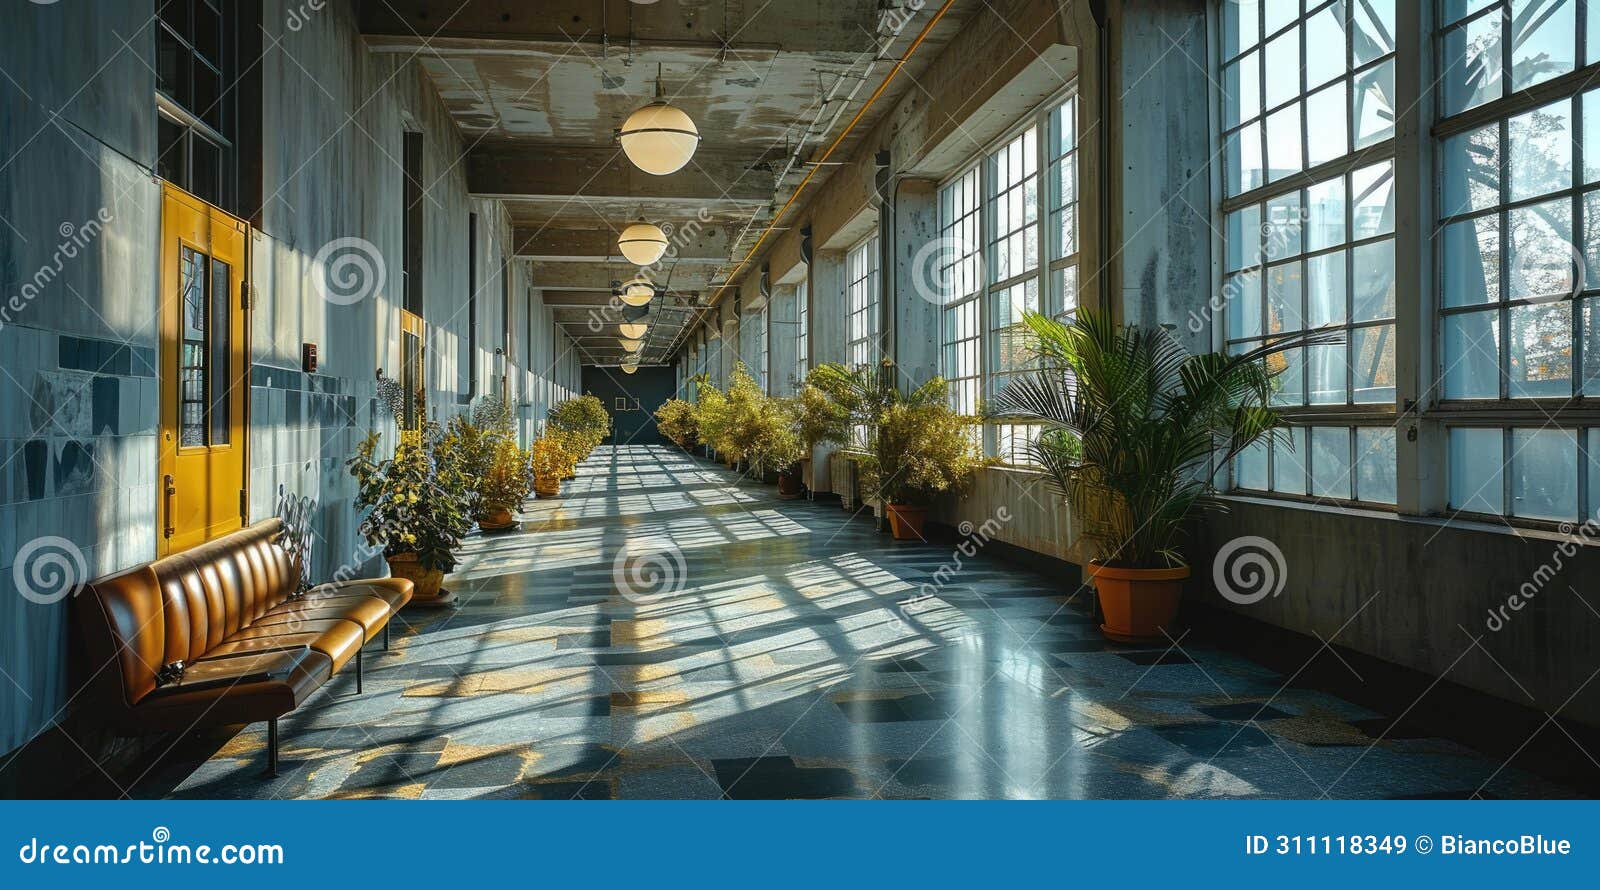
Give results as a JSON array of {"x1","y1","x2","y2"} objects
[{"x1": 1219, "y1": 494, "x2": 1597, "y2": 546}]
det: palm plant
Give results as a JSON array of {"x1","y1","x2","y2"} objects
[{"x1": 987, "y1": 310, "x2": 1339, "y2": 569}]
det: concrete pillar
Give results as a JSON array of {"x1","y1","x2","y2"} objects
[{"x1": 890, "y1": 178, "x2": 941, "y2": 386}]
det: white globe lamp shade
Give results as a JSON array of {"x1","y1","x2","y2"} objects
[
  {"x1": 618, "y1": 222, "x2": 669, "y2": 265},
  {"x1": 618, "y1": 321, "x2": 649, "y2": 339},
  {"x1": 621, "y1": 363, "x2": 639, "y2": 374},
  {"x1": 618, "y1": 337, "x2": 645, "y2": 351},
  {"x1": 619, "y1": 277, "x2": 655, "y2": 307},
  {"x1": 619, "y1": 103, "x2": 700, "y2": 176}
]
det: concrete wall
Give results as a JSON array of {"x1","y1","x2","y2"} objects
[{"x1": 0, "y1": 0, "x2": 579, "y2": 758}]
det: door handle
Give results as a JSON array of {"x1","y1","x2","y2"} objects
[{"x1": 163, "y1": 474, "x2": 176, "y2": 539}]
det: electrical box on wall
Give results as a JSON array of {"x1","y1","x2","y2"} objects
[{"x1": 302, "y1": 342, "x2": 318, "y2": 374}]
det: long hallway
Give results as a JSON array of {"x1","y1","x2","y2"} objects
[{"x1": 100, "y1": 447, "x2": 1572, "y2": 800}]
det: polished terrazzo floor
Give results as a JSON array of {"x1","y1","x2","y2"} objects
[{"x1": 144, "y1": 445, "x2": 1579, "y2": 799}]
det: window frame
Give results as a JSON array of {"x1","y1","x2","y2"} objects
[
  {"x1": 935, "y1": 85, "x2": 1080, "y2": 467},
  {"x1": 846, "y1": 234, "x2": 880, "y2": 369}
]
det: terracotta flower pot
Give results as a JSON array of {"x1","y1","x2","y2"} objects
[
  {"x1": 534, "y1": 475, "x2": 562, "y2": 498},
  {"x1": 478, "y1": 506, "x2": 515, "y2": 531},
  {"x1": 885, "y1": 504, "x2": 926, "y2": 540},
  {"x1": 1088, "y1": 561, "x2": 1189, "y2": 643},
  {"x1": 386, "y1": 551, "x2": 452, "y2": 606},
  {"x1": 777, "y1": 470, "x2": 804, "y2": 500}
]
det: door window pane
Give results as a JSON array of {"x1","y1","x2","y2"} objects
[
  {"x1": 179, "y1": 247, "x2": 207, "y2": 447},
  {"x1": 209, "y1": 258, "x2": 230, "y2": 445}
]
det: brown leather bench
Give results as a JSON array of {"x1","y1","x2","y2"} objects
[{"x1": 75, "y1": 518, "x2": 413, "y2": 776}]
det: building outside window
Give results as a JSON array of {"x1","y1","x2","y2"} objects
[{"x1": 796, "y1": 280, "x2": 810, "y2": 384}]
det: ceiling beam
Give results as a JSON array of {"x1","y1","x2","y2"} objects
[
  {"x1": 523, "y1": 260, "x2": 721, "y2": 291},
  {"x1": 359, "y1": 0, "x2": 880, "y2": 56},
  {"x1": 514, "y1": 225, "x2": 732, "y2": 263},
  {"x1": 468, "y1": 143, "x2": 772, "y2": 203}
]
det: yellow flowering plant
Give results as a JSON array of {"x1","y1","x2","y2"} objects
[{"x1": 347, "y1": 431, "x2": 472, "y2": 572}]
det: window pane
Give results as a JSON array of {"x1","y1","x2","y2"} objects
[
  {"x1": 1352, "y1": 0, "x2": 1397, "y2": 65},
  {"x1": 1265, "y1": 192, "x2": 1302, "y2": 260},
  {"x1": 1265, "y1": 28, "x2": 1301, "y2": 109},
  {"x1": 1307, "y1": 250, "x2": 1347, "y2": 326},
  {"x1": 1508, "y1": 100, "x2": 1573, "y2": 202},
  {"x1": 1449, "y1": 427, "x2": 1504, "y2": 514},
  {"x1": 1305, "y1": 176, "x2": 1346, "y2": 249},
  {"x1": 1441, "y1": 215, "x2": 1500, "y2": 307},
  {"x1": 1507, "y1": 198, "x2": 1574, "y2": 302},
  {"x1": 1270, "y1": 345, "x2": 1305, "y2": 406},
  {"x1": 1587, "y1": 90, "x2": 1600, "y2": 183},
  {"x1": 1267, "y1": 262, "x2": 1303, "y2": 333},
  {"x1": 1510, "y1": 427, "x2": 1577, "y2": 519},
  {"x1": 1510, "y1": 0, "x2": 1575, "y2": 91},
  {"x1": 1351, "y1": 323, "x2": 1396, "y2": 404},
  {"x1": 1440, "y1": 123, "x2": 1500, "y2": 217},
  {"x1": 1440, "y1": 13, "x2": 1504, "y2": 116},
  {"x1": 1236, "y1": 438, "x2": 1269, "y2": 490},
  {"x1": 1273, "y1": 427, "x2": 1308, "y2": 494},
  {"x1": 1266, "y1": 103, "x2": 1303, "y2": 182},
  {"x1": 1227, "y1": 270, "x2": 1263, "y2": 340},
  {"x1": 179, "y1": 247, "x2": 207, "y2": 447},
  {"x1": 209, "y1": 258, "x2": 230, "y2": 445},
  {"x1": 1264, "y1": 0, "x2": 1296, "y2": 38},
  {"x1": 1589, "y1": 430, "x2": 1600, "y2": 514},
  {"x1": 1224, "y1": 0, "x2": 1261, "y2": 57},
  {"x1": 1583, "y1": 299, "x2": 1600, "y2": 394},
  {"x1": 1228, "y1": 121, "x2": 1265, "y2": 194},
  {"x1": 1227, "y1": 205, "x2": 1263, "y2": 271},
  {"x1": 1224, "y1": 51, "x2": 1261, "y2": 127},
  {"x1": 1442, "y1": 309, "x2": 1502, "y2": 398},
  {"x1": 1309, "y1": 343, "x2": 1348, "y2": 403},
  {"x1": 1304, "y1": 4, "x2": 1346, "y2": 89},
  {"x1": 1355, "y1": 427, "x2": 1398, "y2": 504},
  {"x1": 1351, "y1": 239, "x2": 1394, "y2": 321},
  {"x1": 1311, "y1": 426, "x2": 1352, "y2": 499},
  {"x1": 1440, "y1": 0, "x2": 1497, "y2": 28},
  {"x1": 1351, "y1": 160, "x2": 1394, "y2": 237},
  {"x1": 1303, "y1": 81, "x2": 1349, "y2": 169},
  {"x1": 1507, "y1": 300, "x2": 1572, "y2": 397},
  {"x1": 1352, "y1": 58, "x2": 1395, "y2": 149}
]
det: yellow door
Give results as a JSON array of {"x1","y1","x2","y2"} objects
[{"x1": 158, "y1": 183, "x2": 249, "y2": 556}]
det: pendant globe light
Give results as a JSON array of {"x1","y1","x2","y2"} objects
[
  {"x1": 618, "y1": 321, "x2": 649, "y2": 339},
  {"x1": 618, "y1": 275, "x2": 656, "y2": 307},
  {"x1": 620, "y1": 363, "x2": 639, "y2": 374},
  {"x1": 618, "y1": 336, "x2": 645, "y2": 352},
  {"x1": 618, "y1": 66, "x2": 700, "y2": 176},
  {"x1": 618, "y1": 220, "x2": 669, "y2": 266}
]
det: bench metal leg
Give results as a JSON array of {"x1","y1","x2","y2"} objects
[
  {"x1": 383, "y1": 620, "x2": 390, "y2": 652},
  {"x1": 265, "y1": 718, "x2": 279, "y2": 778},
  {"x1": 355, "y1": 646, "x2": 363, "y2": 694}
]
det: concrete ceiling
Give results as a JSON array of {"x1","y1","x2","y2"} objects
[{"x1": 362, "y1": 0, "x2": 968, "y2": 365}]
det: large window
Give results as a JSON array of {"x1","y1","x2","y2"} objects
[
  {"x1": 1220, "y1": 0, "x2": 1399, "y2": 505},
  {"x1": 155, "y1": 0, "x2": 236, "y2": 209},
  {"x1": 1435, "y1": 0, "x2": 1600, "y2": 522},
  {"x1": 940, "y1": 166, "x2": 982, "y2": 426},
  {"x1": 846, "y1": 235, "x2": 880, "y2": 368},
  {"x1": 937, "y1": 92, "x2": 1078, "y2": 466}
]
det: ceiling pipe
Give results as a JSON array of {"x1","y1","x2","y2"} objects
[{"x1": 702, "y1": 0, "x2": 958, "y2": 313}]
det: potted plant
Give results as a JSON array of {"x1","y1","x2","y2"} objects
[
  {"x1": 740, "y1": 391, "x2": 806, "y2": 498},
  {"x1": 693, "y1": 379, "x2": 733, "y2": 464},
  {"x1": 347, "y1": 432, "x2": 472, "y2": 606},
  {"x1": 548, "y1": 394, "x2": 610, "y2": 467},
  {"x1": 531, "y1": 432, "x2": 578, "y2": 498},
  {"x1": 791, "y1": 378, "x2": 850, "y2": 494},
  {"x1": 477, "y1": 439, "x2": 531, "y2": 531},
  {"x1": 988, "y1": 310, "x2": 1336, "y2": 642},
  {"x1": 654, "y1": 398, "x2": 700, "y2": 450}
]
